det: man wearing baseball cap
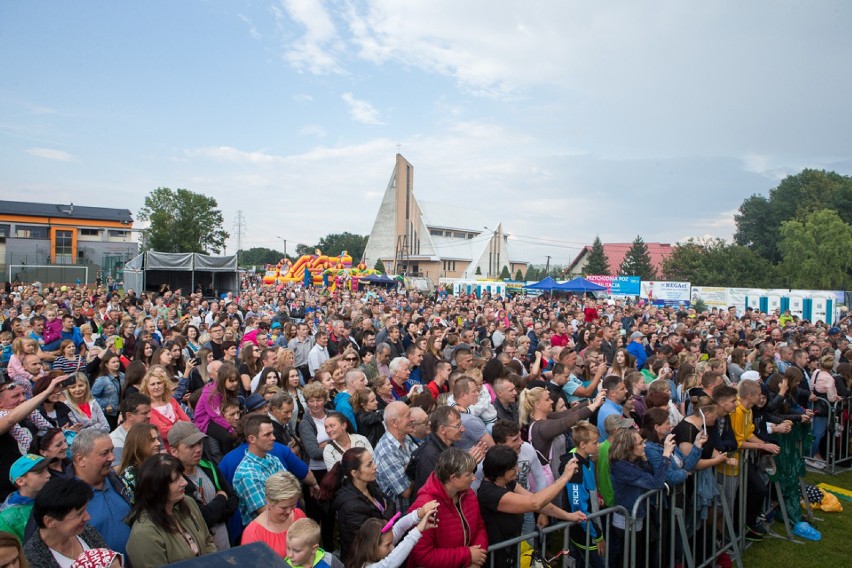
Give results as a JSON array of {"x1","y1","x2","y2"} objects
[
  {"x1": 168, "y1": 422, "x2": 237, "y2": 551},
  {"x1": 0, "y1": 454, "x2": 53, "y2": 541}
]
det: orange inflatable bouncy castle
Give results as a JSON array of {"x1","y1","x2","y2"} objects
[{"x1": 261, "y1": 250, "x2": 379, "y2": 290}]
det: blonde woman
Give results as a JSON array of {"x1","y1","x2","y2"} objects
[
  {"x1": 241, "y1": 471, "x2": 307, "y2": 557},
  {"x1": 519, "y1": 386, "x2": 603, "y2": 486},
  {"x1": 64, "y1": 372, "x2": 110, "y2": 432},
  {"x1": 140, "y1": 365, "x2": 190, "y2": 449}
]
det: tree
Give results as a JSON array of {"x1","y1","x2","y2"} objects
[
  {"x1": 316, "y1": 232, "x2": 368, "y2": 261},
  {"x1": 735, "y1": 169, "x2": 852, "y2": 263},
  {"x1": 547, "y1": 265, "x2": 565, "y2": 279},
  {"x1": 237, "y1": 247, "x2": 285, "y2": 266},
  {"x1": 374, "y1": 259, "x2": 386, "y2": 273},
  {"x1": 661, "y1": 240, "x2": 705, "y2": 283},
  {"x1": 525, "y1": 265, "x2": 540, "y2": 281},
  {"x1": 778, "y1": 209, "x2": 852, "y2": 289},
  {"x1": 500, "y1": 266, "x2": 511, "y2": 279},
  {"x1": 475, "y1": 266, "x2": 482, "y2": 275},
  {"x1": 515, "y1": 269, "x2": 524, "y2": 280},
  {"x1": 619, "y1": 236, "x2": 656, "y2": 280},
  {"x1": 293, "y1": 233, "x2": 369, "y2": 261},
  {"x1": 138, "y1": 188, "x2": 229, "y2": 253},
  {"x1": 662, "y1": 238, "x2": 778, "y2": 287},
  {"x1": 583, "y1": 236, "x2": 611, "y2": 276}
]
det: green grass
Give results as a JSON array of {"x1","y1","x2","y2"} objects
[{"x1": 743, "y1": 468, "x2": 852, "y2": 567}]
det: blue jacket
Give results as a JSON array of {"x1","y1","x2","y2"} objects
[
  {"x1": 610, "y1": 457, "x2": 670, "y2": 519},
  {"x1": 644, "y1": 440, "x2": 701, "y2": 486},
  {"x1": 91, "y1": 373, "x2": 123, "y2": 416},
  {"x1": 626, "y1": 341, "x2": 647, "y2": 370}
]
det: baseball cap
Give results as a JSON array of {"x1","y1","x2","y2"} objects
[
  {"x1": 9, "y1": 454, "x2": 53, "y2": 484},
  {"x1": 828, "y1": 327, "x2": 841, "y2": 336},
  {"x1": 166, "y1": 422, "x2": 207, "y2": 448},
  {"x1": 629, "y1": 331, "x2": 644, "y2": 340},
  {"x1": 604, "y1": 414, "x2": 635, "y2": 431}
]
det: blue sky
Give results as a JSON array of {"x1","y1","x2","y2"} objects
[{"x1": 2, "y1": 1, "x2": 852, "y2": 267}]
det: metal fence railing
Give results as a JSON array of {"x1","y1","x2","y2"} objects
[
  {"x1": 805, "y1": 395, "x2": 852, "y2": 474},
  {"x1": 485, "y1": 450, "x2": 754, "y2": 568}
]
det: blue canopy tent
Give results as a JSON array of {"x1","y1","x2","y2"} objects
[
  {"x1": 524, "y1": 276, "x2": 562, "y2": 291},
  {"x1": 358, "y1": 274, "x2": 397, "y2": 287},
  {"x1": 555, "y1": 277, "x2": 608, "y2": 294}
]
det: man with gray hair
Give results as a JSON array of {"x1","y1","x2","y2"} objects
[
  {"x1": 365, "y1": 342, "x2": 392, "y2": 381},
  {"x1": 70, "y1": 428, "x2": 131, "y2": 557},
  {"x1": 334, "y1": 369, "x2": 367, "y2": 432},
  {"x1": 373, "y1": 401, "x2": 416, "y2": 510}
]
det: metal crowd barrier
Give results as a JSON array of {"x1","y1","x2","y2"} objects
[
  {"x1": 485, "y1": 450, "x2": 753, "y2": 568},
  {"x1": 486, "y1": 506, "x2": 630, "y2": 568},
  {"x1": 805, "y1": 395, "x2": 852, "y2": 474}
]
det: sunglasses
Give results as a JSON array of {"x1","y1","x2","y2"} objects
[{"x1": 344, "y1": 357, "x2": 358, "y2": 362}]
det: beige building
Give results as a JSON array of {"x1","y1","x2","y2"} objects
[{"x1": 362, "y1": 154, "x2": 526, "y2": 283}]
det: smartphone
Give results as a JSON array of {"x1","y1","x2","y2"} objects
[
  {"x1": 61, "y1": 375, "x2": 77, "y2": 388},
  {"x1": 190, "y1": 357, "x2": 200, "y2": 366},
  {"x1": 114, "y1": 336, "x2": 124, "y2": 351}
]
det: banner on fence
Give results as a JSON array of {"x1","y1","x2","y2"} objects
[
  {"x1": 640, "y1": 281, "x2": 691, "y2": 307},
  {"x1": 586, "y1": 275, "x2": 641, "y2": 296}
]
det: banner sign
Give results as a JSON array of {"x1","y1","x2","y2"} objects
[
  {"x1": 640, "y1": 281, "x2": 691, "y2": 307},
  {"x1": 586, "y1": 275, "x2": 641, "y2": 296}
]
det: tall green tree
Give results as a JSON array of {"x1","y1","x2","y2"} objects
[
  {"x1": 735, "y1": 169, "x2": 852, "y2": 263},
  {"x1": 525, "y1": 265, "x2": 540, "y2": 280},
  {"x1": 238, "y1": 247, "x2": 285, "y2": 266},
  {"x1": 500, "y1": 266, "x2": 511, "y2": 279},
  {"x1": 661, "y1": 240, "x2": 705, "y2": 283},
  {"x1": 583, "y1": 235, "x2": 611, "y2": 276},
  {"x1": 374, "y1": 259, "x2": 386, "y2": 273},
  {"x1": 294, "y1": 232, "x2": 369, "y2": 261},
  {"x1": 619, "y1": 236, "x2": 656, "y2": 280},
  {"x1": 138, "y1": 188, "x2": 229, "y2": 253},
  {"x1": 515, "y1": 269, "x2": 524, "y2": 280},
  {"x1": 778, "y1": 209, "x2": 852, "y2": 289},
  {"x1": 662, "y1": 238, "x2": 778, "y2": 287}
]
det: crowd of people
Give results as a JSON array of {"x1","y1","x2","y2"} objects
[{"x1": 0, "y1": 277, "x2": 848, "y2": 568}]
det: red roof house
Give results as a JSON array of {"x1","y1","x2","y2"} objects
[{"x1": 565, "y1": 243, "x2": 674, "y2": 277}]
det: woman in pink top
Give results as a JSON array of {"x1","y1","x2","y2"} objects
[
  {"x1": 140, "y1": 365, "x2": 190, "y2": 449},
  {"x1": 811, "y1": 353, "x2": 840, "y2": 460},
  {"x1": 241, "y1": 471, "x2": 306, "y2": 558},
  {"x1": 193, "y1": 363, "x2": 239, "y2": 435}
]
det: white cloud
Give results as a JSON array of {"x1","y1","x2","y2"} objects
[
  {"x1": 292, "y1": 93, "x2": 313, "y2": 103},
  {"x1": 186, "y1": 147, "x2": 283, "y2": 164},
  {"x1": 341, "y1": 93, "x2": 383, "y2": 125},
  {"x1": 26, "y1": 147, "x2": 74, "y2": 161},
  {"x1": 299, "y1": 124, "x2": 327, "y2": 137},
  {"x1": 274, "y1": 0, "x2": 345, "y2": 74}
]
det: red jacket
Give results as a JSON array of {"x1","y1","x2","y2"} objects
[{"x1": 407, "y1": 472, "x2": 488, "y2": 568}]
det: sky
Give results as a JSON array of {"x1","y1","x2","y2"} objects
[{"x1": 2, "y1": 1, "x2": 852, "y2": 268}]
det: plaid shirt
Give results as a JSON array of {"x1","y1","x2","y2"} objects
[
  {"x1": 233, "y1": 451, "x2": 284, "y2": 524},
  {"x1": 374, "y1": 431, "x2": 417, "y2": 510}
]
